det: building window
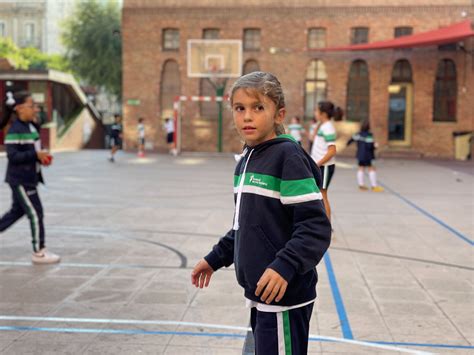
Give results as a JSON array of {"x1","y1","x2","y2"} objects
[
  {"x1": 160, "y1": 60, "x2": 180, "y2": 118},
  {"x1": 351, "y1": 27, "x2": 369, "y2": 44},
  {"x1": 394, "y1": 27, "x2": 413, "y2": 38},
  {"x1": 163, "y1": 29, "x2": 180, "y2": 51},
  {"x1": 307, "y1": 28, "x2": 326, "y2": 49},
  {"x1": 243, "y1": 59, "x2": 260, "y2": 74},
  {"x1": 25, "y1": 23, "x2": 35, "y2": 40},
  {"x1": 202, "y1": 28, "x2": 219, "y2": 39},
  {"x1": 346, "y1": 60, "x2": 370, "y2": 121},
  {"x1": 433, "y1": 59, "x2": 457, "y2": 122},
  {"x1": 391, "y1": 59, "x2": 412, "y2": 83},
  {"x1": 0, "y1": 22, "x2": 5, "y2": 37},
  {"x1": 243, "y1": 28, "x2": 261, "y2": 51},
  {"x1": 24, "y1": 22, "x2": 35, "y2": 45},
  {"x1": 304, "y1": 60, "x2": 327, "y2": 119}
]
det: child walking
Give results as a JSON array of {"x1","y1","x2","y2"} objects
[
  {"x1": 137, "y1": 117, "x2": 145, "y2": 157},
  {"x1": 310, "y1": 101, "x2": 338, "y2": 222},
  {"x1": 347, "y1": 120, "x2": 384, "y2": 192},
  {"x1": 109, "y1": 114, "x2": 122, "y2": 162},
  {"x1": 191, "y1": 72, "x2": 331, "y2": 354},
  {"x1": 0, "y1": 91, "x2": 60, "y2": 264}
]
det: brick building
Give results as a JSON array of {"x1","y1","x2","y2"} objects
[{"x1": 122, "y1": 0, "x2": 473, "y2": 158}]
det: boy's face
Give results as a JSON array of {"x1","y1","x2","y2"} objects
[
  {"x1": 15, "y1": 97, "x2": 39, "y2": 122},
  {"x1": 232, "y1": 88, "x2": 285, "y2": 147}
]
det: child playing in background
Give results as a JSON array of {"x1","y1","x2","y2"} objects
[
  {"x1": 287, "y1": 116, "x2": 305, "y2": 146},
  {"x1": 347, "y1": 120, "x2": 384, "y2": 192},
  {"x1": 137, "y1": 117, "x2": 145, "y2": 157},
  {"x1": 310, "y1": 101, "x2": 338, "y2": 222},
  {"x1": 163, "y1": 118, "x2": 176, "y2": 155},
  {"x1": 109, "y1": 114, "x2": 122, "y2": 162},
  {"x1": 308, "y1": 117, "x2": 317, "y2": 153},
  {"x1": 191, "y1": 72, "x2": 331, "y2": 354}
]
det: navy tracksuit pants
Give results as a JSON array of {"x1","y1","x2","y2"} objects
[
  {"x1": 0, "y1": 184, "x2": 45, "y2": 252},
  {"x1": 250, "y1": 302, "x2": 314, "y2": 355}
]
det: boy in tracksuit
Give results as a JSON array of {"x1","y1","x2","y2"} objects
[
  {"x1": 109, "y1": 114, "x2": 122, "y2": 162},
  {"x1": 347, "y1": 120, "x2": 384, "y2": 192},
  {"x1": 191, "y1": 72, "x2": 331, "y2": 354},
  {"x1": 0, "y1": 90, "x2": 60, "y2": 264}
]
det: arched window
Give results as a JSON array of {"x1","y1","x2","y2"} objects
[
  {"x1": 304, "y1": 60, "x2": 327, "y2": 118},
  {"x1": 391, "y1": 59, "x2": 412, "y2": 83},
  {"x1": 433, "y1": 59, "x2": 457, "y2": 122},
  {"x1": 160, "y1": 60, "x2": 180, "y2": 118},
  {"x1": 199, "y1": 79, "x2": 217, "y2": 119},
  {"x1": 243, "y1": 59, "x2": 260, "y2": 75},
  {"x1": 346, "y1": 60, "x2": 369, "y2": 121}
]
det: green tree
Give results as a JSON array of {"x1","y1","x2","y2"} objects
[
  {"x1": 62, "y1": 0, "x2": 122, "y2": 98},
  {"x1": 20, "y1": 47, "x2": 69, "y2": 71},
  {"x1": 0, "y1": 38, "x2": 29, "y2": 69},
  {"x1": 0, "y1": 38, "x2": 70, "y2": 71}
]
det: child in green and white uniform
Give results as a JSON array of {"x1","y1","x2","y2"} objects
[
  {"x1": 287, "y1": 116, "x2": 305, "y2": 146},
  {"x1": 310, "y1": 101, "x2": 337, "y2": 222}
]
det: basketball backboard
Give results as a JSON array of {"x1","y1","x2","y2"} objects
[{"x1": 187, "y1": 39, "x2": 242, "y2": 78}]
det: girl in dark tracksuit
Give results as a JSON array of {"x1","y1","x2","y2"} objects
[
  {"x1": 191, "y1": 72, "x2": 331, "y2": 354},
  {"x1": 347, "y1": 120, "x2": 384, "y2": 192},
  {"x1": 0, "y1": 90, "x2": 60, "y2": 264}
]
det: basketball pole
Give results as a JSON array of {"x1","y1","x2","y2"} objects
[
  {"x1": 216, "y1": 84, "x2": 225, "y2": 153},
  {"x1": 208, "y1": 78, "x2": 227, "y2": 153}
]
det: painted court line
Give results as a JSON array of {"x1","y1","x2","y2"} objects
[
  {"x1": 0, "y1": 261, "x2": 181, "y2": 270},
  {"x1": 0, "y1": 321, "x2": 433, "y2": 354},
  {"x1": 379, "y1": 181, "x2": 473, "y2": 246},
  {"x1": 323, "y1": 251, "x2": 353, "y2": 339},
  {"x1": 2, "y1": 316, "x2": 471, "y2": 351}
]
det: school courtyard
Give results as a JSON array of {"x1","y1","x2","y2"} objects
[{"x1": 0, "y1": 150, "x2": 472, "y2": 354}]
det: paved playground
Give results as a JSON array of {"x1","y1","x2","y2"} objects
[{"x1": 0, "y1": 150, "x2": 472, "y2": 354}]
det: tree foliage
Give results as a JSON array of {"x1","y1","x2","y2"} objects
[
  {"x1": 62, "y1": 0, "x2": 122, "y2": 98},
  {"x1": 0, "y1": 38, "x2": 69, "y2": 71},
  {"x1": 0, "y1": 38, "x2": 30, "y2": 69}
]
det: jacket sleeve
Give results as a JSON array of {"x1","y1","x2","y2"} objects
[
  {"x1": 268, "y1": 153, "x2": 331, "y2": 283},
  {"x1": 204, "y1": 229, "x2": 235, "y2": 271}
]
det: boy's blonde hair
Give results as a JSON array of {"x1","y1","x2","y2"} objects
[{"x1": 229, "y1": 71, "x2": 286, "y2": 135}]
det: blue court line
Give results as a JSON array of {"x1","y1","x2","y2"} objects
[
  {"x1": 370, "y1": 340, "x2": 474, "y2": 350},
  {"x1": 1, "y1": 326, "x2": 472, "y2": 350},
  {"x1": 323, "y1": 251, "x2": 354, "y2": 339},
  {"x1": 0, "y1": 325, "x2": 246, "y2": 338},
  {"x1": 379, "y1": 181, "x2": 473, "y2": 246}
]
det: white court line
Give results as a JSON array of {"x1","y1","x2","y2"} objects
[{"x1": 0, "y1": 315, "x2": 432, "y2": 354}]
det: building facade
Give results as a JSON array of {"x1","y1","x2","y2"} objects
[
  {"x1": 0, "y1": 0, "x2": 75, "y2": 54},
  {"x1": 122, "y1": 0, "x2": 473, "y2": 158}
]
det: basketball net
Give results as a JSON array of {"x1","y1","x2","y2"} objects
[{"x1": 207, "y1": 65, "x2": 227, "y2": 93}]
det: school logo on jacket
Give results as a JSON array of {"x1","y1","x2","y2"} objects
[{"x1": 249, "y1": 175, "x2": 268, "y2": 187}]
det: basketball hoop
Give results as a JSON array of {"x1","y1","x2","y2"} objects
[{"x1": 186, "y1": 39, "x2": 242, "y2": 152}]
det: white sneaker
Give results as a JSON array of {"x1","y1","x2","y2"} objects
[{"x1": 31, "y1": 249, "x2": 61, "y2": 264}]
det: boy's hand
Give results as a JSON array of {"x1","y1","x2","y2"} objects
[
  {"x1": 191, "y1": 259, "x2": 214, "y2": 288},
  {"x1": 255, "y1": 268, "x2": 288, "y2": 304}
]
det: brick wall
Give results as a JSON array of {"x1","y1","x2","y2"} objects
[{"x1": 123, "y1": 2, "x2": 473, "y2": 157}]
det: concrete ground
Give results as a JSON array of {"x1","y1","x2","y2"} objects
[{"x1": 0, "y1": 150, "x2": 472, "y2": 354}]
